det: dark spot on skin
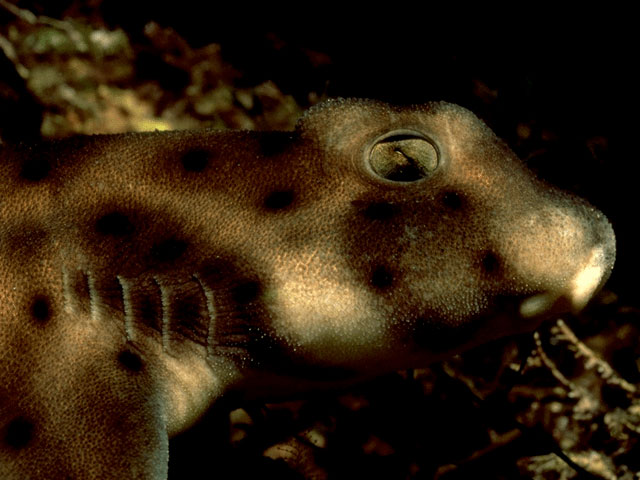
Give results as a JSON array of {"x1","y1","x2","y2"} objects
[
  {"x1": 442, "y1": 191, "x2": 463, "y2": 210},
  {"x1": 264, "y1": 190, "x2": 294, "y2": 210},
  {"x1": 5, "y1": 417, "x2": 34, "y2": 449},
  {"x1": 232, "y1": 281, "x2": 260, "y2": 304},
  {"x1": 151, "y1": 238, "x2": 188, "y2": 263},
  {"x1": 181, "y1": 150, "x2": 210, "y2": 172},
  {"x1": 96, "y1": 212, "x2": 134, "y2": 236},
  {"x1": 20, "y1": 157, "x2": 50, "y2": 182},
  {"x1": 362, "y1": 202, "x2": 399, "y2": 221},
  {"x1": 371, "y1": 265, "x2": 394, "y2": 289},
  {"x1": 258, "y1": 132, "x2": 292, "y2": 156},
  {"x1": 31, "y1": 296, "x2": 50, "y2": 323},
  {"x1": 117, "y1": 350, "x2": 143, "y2": 372},
  {"x1": 481, "y1": 252, "x2": 500, "y2": 274}
]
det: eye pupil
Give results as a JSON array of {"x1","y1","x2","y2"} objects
[{"x1": 369, "y1": 134, "x2": 438, "y2": 182}]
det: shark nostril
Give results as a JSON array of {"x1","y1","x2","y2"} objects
[
  {"x1": 519, "y1": 292, "x2": 558, "y2": 318},
  {"x1": 519, "y1": 292, "x2": 575, "y2": 320}
]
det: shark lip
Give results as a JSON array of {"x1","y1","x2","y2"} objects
[
  {"x1": 519, "y1": 245, "x2": 611, "y2": 319},
  {"x1": 519, "y1": 292, "x2": 570, "y2": 319}
]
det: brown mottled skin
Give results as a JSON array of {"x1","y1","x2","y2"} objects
[{"x1": 0, "y1": 99, "x2": 615, "y2": 478}]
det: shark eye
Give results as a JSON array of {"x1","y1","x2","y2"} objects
[{"x1": 368, "y1": 132, "x2": 439, "y2": 182}]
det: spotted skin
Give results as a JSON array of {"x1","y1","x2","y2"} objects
[{"x1": 0, "y1": 99, "x2": 615, "y2": 479}]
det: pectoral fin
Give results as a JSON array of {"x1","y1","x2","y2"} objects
[{"x1": 1, "y1": 335, "x2": 169, "y2": 479}]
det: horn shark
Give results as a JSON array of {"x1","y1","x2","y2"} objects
[{"x1": 0, "y1": 99, "x2": 615, "y2": 479}]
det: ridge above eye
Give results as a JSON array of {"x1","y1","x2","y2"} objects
[{"x1": 367, "y1": 131, "x2": 439, "y2": 182}]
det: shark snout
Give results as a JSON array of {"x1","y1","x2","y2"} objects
[
  {"x1": 519, "y1": 244, "x2": 613, "y2": 319},
  {"x1": 517, "y1": 208, "x2": 615, "y2": 320}
]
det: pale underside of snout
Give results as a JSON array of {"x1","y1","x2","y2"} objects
[
  {"x1": 519, "y1": 244, "x2": 611, "y2": 319},
  {"x1": 497, "y1": 202, "x2": 615, "y2": 321}
]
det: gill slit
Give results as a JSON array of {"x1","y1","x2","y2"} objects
[
  {"x1": 194, "y1": 273, "x2": 217, "y2": 359},
  {"x1": 86, "y1": 271, "x2": 98, "y2": 323},
  {"x1": 153, "y1": 276, "x2": 170, "y2": 352},
  {"x1": 116, "y1": 275, "x2": 134, "y2": 342},
  {"x1": 62, "y1": 268, "x2": 72, "y2": 314}
]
